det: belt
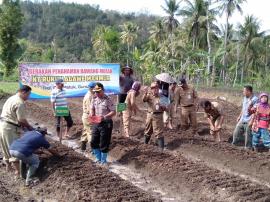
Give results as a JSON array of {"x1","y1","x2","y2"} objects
[
  {"x1": 148, "y1": 111, "x2": 163, "y2": 114},
  {"x1": 182, "y1": 105, "x2": 194, "y2": 108},
  {"x1": 0, "y1": 117, "x2": 20, "y2": 127}
]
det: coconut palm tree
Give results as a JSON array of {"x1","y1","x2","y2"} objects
[
  {"x1": 217, "y1": 0, "x2": 246, "y2": 82},
  {"x1": 120, "y1": 22, "x2": 139, "y2": 65},
  {"x1": 161, "y1": 0, "x2": 180, "y2": 69},
  {"x1": 239, "y1": 15, "x2": 264, "y2": 83}
]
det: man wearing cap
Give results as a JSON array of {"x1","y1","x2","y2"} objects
[
  {"x1": 9, "y1": 127, "x2": 59, "y2": 186},
  {"x1": 81, "y1": 82, "x2": 96, "y2": 151},
  {"x1": 90, "y1": 83, "x2": 116, "y2": 164},
  {"x1": 0, "y1": 85, "x2": 33, "y2": 173},
  {"x1": 122, "y1": 81, "x2": 141, "y2": 137},
  {"x1": 174, "y1": 79, "x2": 199, "y2": 136},
  {"x1": 51, "y1": 79, "x2": 73, "y2": 140},
  {"x1": 143, "y1": 82, "x2": 166, "y2": 150},
  {"x1": 119, "y1": 65, "x2": 134, "y2": 103}
]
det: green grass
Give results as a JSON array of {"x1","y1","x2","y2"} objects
[{"x1": 0, "y1": 82, "x2": 18, "y2": 96}]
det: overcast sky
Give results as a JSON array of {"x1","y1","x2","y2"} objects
[
  {"x1": 0, "y1": 0, "x2": 268, "y2": 32},
  {"x1": 57, "y1": 0, "x2": 269, "y2": 32}
]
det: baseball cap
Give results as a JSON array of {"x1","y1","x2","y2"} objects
[
  {"x1": 55, "y1": 79, "x2": 64, "y2": 84},
  {"x1": 92, "y1": 82, "x2": 104, "y2": 92},
  {"x1": 88, "y1": 82, "x2": 96, "y2": 89}
]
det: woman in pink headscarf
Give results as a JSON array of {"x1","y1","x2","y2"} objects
[
  {"x1": 122, "y1": 81, "x2": 141, "y2": 137},
  {"x1": 250, "y1": 93, "x2": 270, "y2": 151}
]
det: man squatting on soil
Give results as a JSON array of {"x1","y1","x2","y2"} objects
[
  {"x1": 51, "y1": 79, "x2": 74, "y2": 140},
  {"x1": 122, "y1": 81, "x2": 141, "y2": 138},
  {"x1": 200, "y1": 100, "x2": 224, "y2": 142},
  {"x1": 9, "y1": 127, "x2": 59, "y2": 186},
  {"x1": 81, "y1": 82, "x2": 96, "y2": 151},
  {"x1": 90, "y1": 83, "x2": 116, "y2": 164},
  {"x1": 143, "y1": 82, "x2": 167, "y2": 150},
  {"x1": 232, "y1": 85, "x2": 258, "y2": 149},
  {"x1": 0, "y1": 85, "x2": 34, "y2": 175}
]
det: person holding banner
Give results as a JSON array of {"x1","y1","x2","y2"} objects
[
  {"x1": 122, "y1": 81, "x2": 141, "y2": 137},
  {"x1": 81, "y1": 82, "x2": 96, "y2": 151},
  {"x1": 0, "y1": 85, "x2": 33, "y2": 174},
  {"x1": 119, "y1": 65, "x2": 134, "y2": 103},
  {"x1": 90, "y1": 83, "x2": 116, "y2": 164},
  {"x1": 51, "y1": 79, "x2": 73, "y2": 141},
  {"x1": 143, "y1": 82, "x2": 166, "y2": 150}
]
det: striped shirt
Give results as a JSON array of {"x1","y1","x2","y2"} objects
[{"x1": 50, "y1": 88, "x2": 68, "y2": 108}]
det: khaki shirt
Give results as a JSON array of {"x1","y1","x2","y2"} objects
[
  {"x1": 82, "y1": 91, "x2": 94, "y2": 119},
  {"x1": 175, "y1": 86, "x2": 198, "y2": 107},
  {"x1": 125, "y1": 90, "x2": 138, "y2": 111},
  {"x1": 91, "y1": 95, "x2": 115, "y2": 117},
  {"x1": 143, "y1": 92, "x2": 162, "y2": 113},
  {"x1": 1, "y1": 94, "x2": 26, "y2": 124},
  {"x1": 204, "y1": 102, "x2": 223, "y2": 121},
  {"x1": 169, "y1": 87, "x2": 176, "y2": 104}
]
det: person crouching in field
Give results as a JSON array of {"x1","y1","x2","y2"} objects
[
  {"x1": 249, "y1": 93, "x2": 270, "y2": 152},
  {"x1": 122, "y1": 81, "x2": 141, "y2": 137},
  {"x1": 200, "y1": 100, "x2": 224, "y2": 142}
]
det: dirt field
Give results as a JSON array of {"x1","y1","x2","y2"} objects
[{"x1": 1, "y1": 89, "x2": 270, "y2": 201}]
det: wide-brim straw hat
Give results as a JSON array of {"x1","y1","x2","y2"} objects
[
  {"x1": 121, "y1": 65, "x2": 133, "y2": 74},
  {"x1": 155, "y1": 73, "x2": 175, "y2": 84}
]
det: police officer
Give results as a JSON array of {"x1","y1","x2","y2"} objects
[
  {"x1": 174, "y1": 79, "x2": 199, "y2": 136},
  {"x1": 81, "y1": 82, "x2": 96, "y2": 151},
  {"x1": 90, "y1": 83, "x2": 116, "y2": 164},
  {"x1": 0, "y1": 85, "x2": 33, "y2": 174},
  {"x1": 143, "y1": 82, "x2": 166, "y2": 150}
]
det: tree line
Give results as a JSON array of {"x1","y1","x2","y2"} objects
[{"x1": 0, "y1": 0, "x2": 270, "y2": 89}]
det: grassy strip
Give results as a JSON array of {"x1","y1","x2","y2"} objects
[{"x1": 0, "y1": 82, "x2": 18, "y2": 97}]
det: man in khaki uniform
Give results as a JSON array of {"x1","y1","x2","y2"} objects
[
  {"x1": 81, "y1": 82, "x2": 96, "y2": 151},
  {"x1": 165, "y1": 82, "x2": 177, "y2": 129},
  {"x1": 200, "y1": 100, "x2": 224, "y2": 142},
  {"x1": 123, "y1": 81, "x2": 141, "y2": 137},
  {"x1": 174, "y1": 79, "x2": 199, "y2": 136},
  {"x1": 0, "y1": 85, "x2": 33, "y2": 174},
  {"x1": 143, "y1": 82, "x2": 166, "y2": 149}
]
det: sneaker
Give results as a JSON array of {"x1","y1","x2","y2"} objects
[{"x1": 25, "y1": 177, "x2": 40, "y2": 187}]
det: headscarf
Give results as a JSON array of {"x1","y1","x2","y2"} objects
[
  {"x1": 259, "y1": 93, "x2": 269, "y2": 109},
  {"x1": 132, "y1": 81, "x2": 141, "y2": 92}
]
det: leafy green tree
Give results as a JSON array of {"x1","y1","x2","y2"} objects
[{"x1": 0, "y1": 0, "x2": 23, "y2": 77}]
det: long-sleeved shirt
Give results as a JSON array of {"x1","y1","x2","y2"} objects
[
  {"x1": 10, "y1": 131, "x2": 50, "y2": 157},
  {"x1": 174, "y1": 86, "x2": 198, "y2": 107},
  {"x1": 82, "y1": 91, "x2": 94, "y2": 119}
]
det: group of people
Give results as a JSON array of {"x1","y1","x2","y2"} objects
[
  {"x1": 1, "y1": 66, "x2": 270, "y2": 186},
  {"x1": 0, "y1": 85, "x2": 58, "y2": 186}
]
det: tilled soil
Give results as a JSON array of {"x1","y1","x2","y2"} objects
[{"x1": 2, "y1": 88, "x2": 270, "y2": 201}]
